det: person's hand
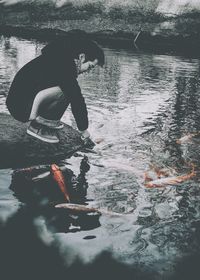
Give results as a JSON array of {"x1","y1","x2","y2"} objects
[
  {"x1": 80, "y1": 129, "x2": 90, "y2": 140},
  {"x1": 80, "y1": 129, "x2": 95, "y2": 149}
]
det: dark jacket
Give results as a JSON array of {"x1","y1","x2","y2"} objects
[{"x1": 6, "y1": 40, "x2": 88, "y2": 131}]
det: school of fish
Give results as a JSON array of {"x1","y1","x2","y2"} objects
[{"x1": 144, "y1": 165, "x2": 196, "y2": 188}]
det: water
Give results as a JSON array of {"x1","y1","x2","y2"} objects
[{"x1": 1, "y1": 35, "x2": 200, "y2": 277}]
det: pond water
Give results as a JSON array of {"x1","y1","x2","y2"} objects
[{"x1": 1, "y1": 35, "x2": 200, "y2": 278}]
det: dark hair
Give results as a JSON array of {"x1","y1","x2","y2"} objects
[
  {"x1": 42, "y1": 29, "x2": 105, "y2": 67},
  {"x1": 66, "y1": 30, "x2": 105, "y2": 66},
  {"x1": 73, "y1": 39, "x2": 105, "y2": 67}
]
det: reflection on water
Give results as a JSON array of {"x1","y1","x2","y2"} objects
[{"x1": 1, "y1": 35, "x2": 200, "y2": 277}]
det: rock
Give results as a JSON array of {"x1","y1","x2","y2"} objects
[{"x1": 0, "y1": 113, "x2": 84, "y2": 169}]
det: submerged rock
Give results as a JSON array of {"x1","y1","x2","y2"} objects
[{"x1": 0, "y1": 113, "x2": 84, "y2": 168}]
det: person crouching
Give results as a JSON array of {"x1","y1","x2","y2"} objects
[{"x1": 6, "y1": 30, "x2": 105, "y2": 144}]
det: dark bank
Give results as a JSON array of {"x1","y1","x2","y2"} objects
[{"x1": 1, "y1": 1, "x2": 200, "y2": 56}]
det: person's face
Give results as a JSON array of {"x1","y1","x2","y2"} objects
[{"x1": 78, "y1": 53, "x2": 98, "y2": 74}]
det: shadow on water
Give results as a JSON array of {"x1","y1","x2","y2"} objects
[
  {"x1": 0, "y1": 208, "x2": 155, "y2": 280},
  {"x1": 0, "y1": 202, "x2": 200, "y2": 280},
  {"x1": 1, "y1": 35, "x2": 200, "y2": 278},
  {"x1": 9, "y1": 155, "x2": 103, "y2": 233},
  {"x1": 0, "y1": 159, "x2": 153, "y2": 280}
]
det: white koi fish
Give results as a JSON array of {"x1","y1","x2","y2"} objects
[
  {"x1": 55, "y1": 203, "x2": 125, "y2": 216},
  {"x1": 176, "y1": 132, "x2": 200, "y2": 144}
]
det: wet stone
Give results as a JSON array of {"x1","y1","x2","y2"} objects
[{"x1": 0, "y1": 113, "x2": 84, "y2": 168}]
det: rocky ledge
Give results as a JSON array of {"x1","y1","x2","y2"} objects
[{"x1": 0, "y1": 113, "x2": 84, "y2": 169}]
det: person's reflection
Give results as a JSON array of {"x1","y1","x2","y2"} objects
[{"x1": 9, "y1": 156, "x2": 101, "y2": 232}]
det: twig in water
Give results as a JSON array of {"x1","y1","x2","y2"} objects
[{"x1": 134, "y1": 30, "x2": 141, "y2": 44}]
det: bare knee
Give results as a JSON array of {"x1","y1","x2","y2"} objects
[
  {"x1": 29, "y1": 86, "x2": 63, "y2": 120},
  {"x1": 39, "y1": 86, "x2": 62, "y2": 99}
]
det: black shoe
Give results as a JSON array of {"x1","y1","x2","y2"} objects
[{"x1": 27, "y1": 121, "x2": 59, "y2": 143}]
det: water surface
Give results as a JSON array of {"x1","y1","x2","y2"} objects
[{"x1": 1, "y1": 35, "x2": 200, "y2": 277}]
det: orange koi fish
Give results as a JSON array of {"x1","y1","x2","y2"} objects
[
  {"x1": 148, "y1": 163, "x2": 176, "y2": 178},
  {"x1": 94, "y1": 138, "x2": 104, "y2": 144},
  {"x1": 50, "y1": 164, "x2": 70, "y2": 202},
  {"x1": 144, "y1": 169, "x2": 196, "y2": 188}
]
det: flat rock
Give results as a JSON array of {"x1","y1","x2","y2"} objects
[{"x1": 0, "y1": 113, "x2": 84, "y2": 169}]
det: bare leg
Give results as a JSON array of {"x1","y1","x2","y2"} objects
[
  {"x1": 27, "y1": 87, "x2": 69, "y2": 143},
  {"x1": 39, "y1": 92, "x2": 70, "y2": 120},
  {"x1": 29, "y1": 86, "x2": 69, "y2": 121}
]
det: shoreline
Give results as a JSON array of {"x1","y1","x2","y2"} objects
[
  {"x1": 0, "y1": 113, "x2": 84, "y2": 169},
  {"x1": 1, "y1": 2, "x2": 200, "y2": 56},
  {"x1": 0, "y1": 20, "x2": 200, "y2": 57}
]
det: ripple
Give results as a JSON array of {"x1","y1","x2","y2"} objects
[{"x1": 1, "y1": 35, "x2": 200, "y2": 273}]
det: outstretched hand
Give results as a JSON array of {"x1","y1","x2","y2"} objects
[
  {"x1": 80, "y1": 129, "x2": 95, "y2": 149},
  {"x1": 80, "y1": 129, "x2": 90, "y2": 140}
]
